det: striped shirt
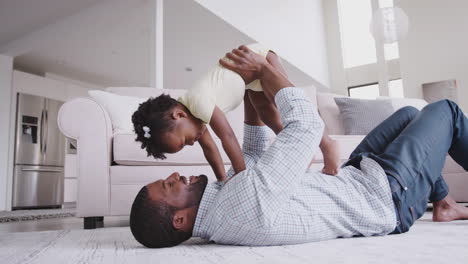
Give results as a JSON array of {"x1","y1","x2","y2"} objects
[{"x1": 193, "y1": 87, "x2": 396, "y2": 246}]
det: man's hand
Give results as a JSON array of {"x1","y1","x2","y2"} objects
[
  {"x1": 219, "y1": 45, "x2": 268, "y2": 85},
  {"x1": 222, "y1": 44, "x2": 294, "y2": 102}
]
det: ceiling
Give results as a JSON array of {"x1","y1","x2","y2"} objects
[
  {"x1": 1, "y1": 0, "x2": 315, "y2": 89},
  {"x1": 0, "y1": 0, "x2": 100, "y2": 46}
]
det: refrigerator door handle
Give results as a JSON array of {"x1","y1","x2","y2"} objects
[
  {"x1": 21, "y1": 168, "x2": 63, "y2": 173},
  {"x1": 40, "y1": 109, "x2": 45, "y2": 154},
  {"x1": 44, "y1": 109, "x2": 48, "y2": 154}
]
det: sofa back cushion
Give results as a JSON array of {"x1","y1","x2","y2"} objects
[
  {"x1": 316, "y1": 92, "x2": 347, "y2": 135},
  {"x1": 113, "y1": 132, "x2": 232, "y2": 165},
  {"x1": 88, "y1": 87, "x2": 245, "y2": 165},
  {"x1": 317, "y1": 92, "x2": 430, "y2": 135},
  {"x1": 106, "y1": 87, "x2": 185, "y2": 99},
  {"x1": 89, "y1": 88, "x2": 188, "y2": 134},
  {"x1": 302, "y1": 85, "x2": 318, "y2": 106},
  {"x1": 377, "y1": 96, "x2": 428, "y2": 110},
  {"x1": 334, "y1": 97, "x2": 394, "y2": 135},
  {"x1": 88, "y1": 90, "x2": 146, "y2": 134}
]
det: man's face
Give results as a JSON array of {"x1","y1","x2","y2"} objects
[{"x1": 147, "y1": 172, "x2": 208, "y2": 209}]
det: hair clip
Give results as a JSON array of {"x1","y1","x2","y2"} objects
[{"x1": 143, "y1": 126, "x2": 151, "y2": 138}]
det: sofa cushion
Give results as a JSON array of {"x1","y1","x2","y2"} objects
[
  {"x1": 378, "y1": 96, "x2": 428, "y2": 111},
  {"x1": 89, "y1": 88, "x2": 188, "y2": 134},
  {"x1": 316, "y1": 92, "x2": 347, "y2": 135},
  {"x1": 91, "y1": 86, "x2": 245, "y2": 137},
  {"x1": 106, "y1": 87, "x2": 186, "y2": 99},
  {"x1": 302, "y1": 85, "x2": 318, "y2": 106},
  {"x1": 113, "y1": 132, "x2": 236, "y2": 165},
  {"x1": 88, "y1": 90, "x2": 146, "y2": 134},
  {"x1": 309, "y1": 135, "x2": 365, "y2": 163},
  {"x1": 110, "y1": 165, "x2": 221, "y2": 215},
  {"x1": 334, "y1": 97, "x2": 394, "y2": 135}
]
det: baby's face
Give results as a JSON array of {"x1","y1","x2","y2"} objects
[{"x1": 161, "y1": 119, "x2": 206, "y2": 154}]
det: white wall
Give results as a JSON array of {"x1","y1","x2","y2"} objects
[
  {"x1": 45, "y1": 72, "x2": 104, "y2": 100},
  {"x1": 164, "y1": 0, "x2": 320, "y2": 90},
  {"x1": 0, "y1": 55, "x2": 13, "y2": 211},
  {"x1": 195, "y1": 0, "x2": 330, "y2": 89},
  {"x1": 323, "y1": 0, "x2": 347, "y2": 94},
  {"x1": 397, "y1": 0, "x2": 468, "y2": 110},
  {"x1": 13, "y1": 71, "x2": 99, "y2": 102}
]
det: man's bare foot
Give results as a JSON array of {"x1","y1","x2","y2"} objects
[
  {"x1": 321, "y1": 138, "x2": 340, "y2": 176},
  {"x1": 433, "y1": 195, "x2": 468, "y2": 222}
]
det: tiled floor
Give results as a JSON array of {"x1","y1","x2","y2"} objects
[{"x1": 0, "y1": 215, "x2": 129, "y2": 233}]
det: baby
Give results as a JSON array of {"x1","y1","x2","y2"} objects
[{"x1": 132, "y1": 44, "x2": 340, "y2": 182}]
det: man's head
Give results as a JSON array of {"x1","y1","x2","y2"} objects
[
  {"x1": 130, "y1": 172, "x2": 208, "y2": 248},
  {"x1": 132, "y1": 94, "x2": 206, "y2": 159}
]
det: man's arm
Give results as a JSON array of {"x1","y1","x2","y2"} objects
[
  {"x1": 220, "y1": 46, "x2": 324, "y2": 197},
  {"x1": 266, "y1": 51, "x2": 288, "y2": 79},
  {"x1": 224, "y1": 93, "x2": 273, "y2": 180}
]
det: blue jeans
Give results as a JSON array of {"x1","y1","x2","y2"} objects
[{"x1": 345, "y1": 100, "x2": 468, "y2": 233}]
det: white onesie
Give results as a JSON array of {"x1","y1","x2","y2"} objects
[{"x1": 178, "y1": 43, "x2": 271, "y2": 123}]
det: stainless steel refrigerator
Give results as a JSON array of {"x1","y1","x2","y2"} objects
[{"x1": 13, "y1": 93, "x2": 65, "y2": 209}]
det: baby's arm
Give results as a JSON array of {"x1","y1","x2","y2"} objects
[
  {"x1": 209, "y1": 106, "x2": 246, "y2": 175},
  {"x1": 198, "y1": 129, "x2": 227, "y2": 182}
]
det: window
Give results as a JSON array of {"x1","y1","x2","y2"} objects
[
  {"x1": 349, "y1": 79, "x2": 404, "y2": 99},
  {"x1": 338, "y1": 0, "x2": 376, "y2": 68},
  {"x1": 338, "y1": 0, "x2": 403, "y2": 99},
  {"x1": 348, "y1": 83, "x2": 379, "y2": 99}
]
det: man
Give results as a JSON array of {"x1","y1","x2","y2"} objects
[{"x1": 130, "y1": 45, "x2": 468, "y2": 248}]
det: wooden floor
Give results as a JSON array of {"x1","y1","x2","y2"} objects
[{"x1": 0, "y1": 215, "x2": 129, "y2": 233}]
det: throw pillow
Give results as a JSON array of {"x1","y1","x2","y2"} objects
[
  {"x1": 88, "y1": 90, "x2": 146, "y2": 133},
  {"x1": 334, "y1": 97, "x2": 394, "y2": 135}
]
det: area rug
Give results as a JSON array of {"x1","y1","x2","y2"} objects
[
  {"x1": 0, "y1": 213, "x2": 467, "y2": 264},
  {"x1": 0, "y1": 208, "x2": 76, "y2": 223}
]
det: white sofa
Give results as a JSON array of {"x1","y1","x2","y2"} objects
[{"x1": 57, "y1": 86, "x2": 468, "y2": 229}]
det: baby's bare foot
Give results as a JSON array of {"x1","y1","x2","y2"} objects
[
  {"x1": 321, "y1": 138, "x2": 340, "y2": 176},
  {"x1": 433, "y1": 196, "x2": 468, "y2": 222}
]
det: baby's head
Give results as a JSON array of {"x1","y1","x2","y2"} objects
[{"x1": 132, "y1": 94, "x2": 206, "y2": 159}]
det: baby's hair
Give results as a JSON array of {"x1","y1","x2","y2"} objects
[{"x1": 132, "y1": 94, "x2": 179, "y2": 159}]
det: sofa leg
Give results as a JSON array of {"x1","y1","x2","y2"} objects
[{"x1": 84, "y1": 217, "x2": 104, "y2": 229}]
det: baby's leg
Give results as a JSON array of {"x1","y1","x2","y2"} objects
[
  {"x1": 247, "y1": 90, "x2": 283, "y2": 134},
  {"x1": 319, "y1": 132, "x2": 340, "y2": 175}
]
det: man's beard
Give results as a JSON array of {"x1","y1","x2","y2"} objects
[{"x1": 186, "y1": 174, "x2": 208, "y2": 207}]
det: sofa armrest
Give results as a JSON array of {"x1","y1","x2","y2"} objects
[{"x1": 58, "y1": 98, "x2": 113, "y2": 217}]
